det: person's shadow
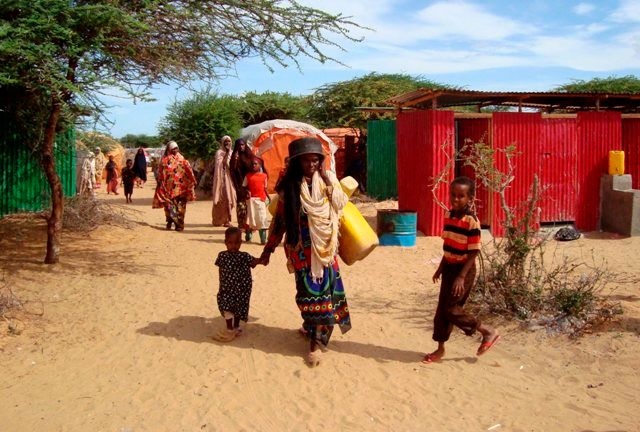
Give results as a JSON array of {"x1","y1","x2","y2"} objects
[{"x1": 137, "y1": 315, "x2": 431, "y2": 364}]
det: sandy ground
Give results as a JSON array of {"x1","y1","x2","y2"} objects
[{"x1": 0, "y1": 175, "x2": 639, "y2": 432}]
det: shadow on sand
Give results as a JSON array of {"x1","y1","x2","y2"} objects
[{"x1": 137, "y1": 315, "x2": 430, "y2": 364}]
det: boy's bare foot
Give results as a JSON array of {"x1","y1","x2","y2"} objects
[
  {"x1": 422, "y1": 349, "x2": 444, "y2": 364},
  {"x1": 477, "y1": 331, "x2": 501, "y2": 356}
]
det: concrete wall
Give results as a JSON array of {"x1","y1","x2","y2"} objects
[{"x1": 600, "y1": 174, "x2": 640, "y2": 236}]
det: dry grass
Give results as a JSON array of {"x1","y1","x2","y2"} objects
[{"x1": 61, "y1": 195, "x2": 136, "y2": 232}]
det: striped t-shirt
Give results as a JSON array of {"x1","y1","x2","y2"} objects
[{"x1": 441, "y1": 210, "x2": 481, "y2": 263}]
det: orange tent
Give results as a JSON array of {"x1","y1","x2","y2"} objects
[{"x1": 241, "y1": 120, "x2": 338, "y2": 192}]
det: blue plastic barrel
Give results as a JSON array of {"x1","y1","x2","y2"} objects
[{"x1": 377, "y1": 210, "x2": 417, "y2": 246}]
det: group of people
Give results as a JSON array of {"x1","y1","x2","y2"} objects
[
  {"x1": 151, "y1": 136, "x2": 500, "y2": 367},
  {"x1": 211, "y1": 135, "x2": 270, "y2": 243},
  {"x1": 78, "y1": 146, "x2": 148, "y2": 203},
  {"x1": 212, "y1": 137, "x2": 500, "y2": 367}
]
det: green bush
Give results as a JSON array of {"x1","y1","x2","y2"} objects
[{"x1": 158, "y1": 91, "x2": 242, "y2": 159}]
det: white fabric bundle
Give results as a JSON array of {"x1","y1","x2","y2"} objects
[{"x1": 299, "y1": 171, "x2": 347, "y2": 281}]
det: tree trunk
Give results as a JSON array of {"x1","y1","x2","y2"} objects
[{"x1": 41, "y1": 98, "x2": 63, "y2": 264}]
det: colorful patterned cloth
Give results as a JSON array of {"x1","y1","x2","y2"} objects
[
  {"x1": 441, "y1": 209, "x2": 481, "y2": 263},
  {"x1": 265, "y1": 201, "x2": 351, "y2": 346},
  {"x1": 153, "y1": 152, "x2": 196, "y2": 230}
]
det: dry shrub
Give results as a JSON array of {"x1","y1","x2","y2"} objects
[
  {"x1": 474, "y1": 241, "x2": 625, "y2": 336},
  {"x1": 0, "y1": 277, "x2": 25, "y2": 336},
  {"x1": 61, "y1": 195, "x2": 135, "y2": 231}
]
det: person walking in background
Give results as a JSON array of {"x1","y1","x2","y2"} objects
[
  {"x1": 243, "y1": 157, "x2": 270, "y2": 244},
  {"x1": 211, "y1": 135, "x2": 236, "y2": 227},
  {"x1": 94, "y1": 147, "x2": 105, "y2": 189},
  {"x1": 121, "y1": 159, "x2": 136, "y2": 203},
  {"x1": 105, "y1": 155, "x2": 119, "y2": 195},
  {"x1": 152, "y1": 141, "x2": 197, "y2": 231},
  {"x1": 133, "y1": 147, "x2": 148, "y2": 188},
  {"x1": 230, "y1": 138, "x2": 254, "y2": 233},
  {"x1": 423, "y1": 176, "x2": 500, "y2": 364},
  {"x1": 260, "y1": 137, "x2": 351, "y2": 367}
]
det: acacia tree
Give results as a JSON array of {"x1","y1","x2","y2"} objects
[
  {"x1": 0, "y1": 0, "x2": 360, "y2": 263},
  {"x1": 555, "y1": 75, "x2": 640, "y2": 92},
  {"x1": 308, "y1": 73, "x2": 447, "y2": 130}
]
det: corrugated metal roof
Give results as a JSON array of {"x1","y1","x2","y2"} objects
[{"x1": 386, "y1": 89, "x2": 640, "y2": 112}]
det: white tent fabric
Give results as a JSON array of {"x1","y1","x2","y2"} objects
[{"x1": 240, "y1": 119, "x2": 338, "y2": 156}]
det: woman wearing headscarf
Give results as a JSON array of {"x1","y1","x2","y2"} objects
[
  {"x1": 94, "y1": 147, "x2": 105, "y2": 189},
  {"x1": 211, "y1": 135, "x2": 237, "y2": 227},
  {"x1": 229, "y1": 138, "x2": 254, "y2": 235},
  {"x1": 260, "y1": 137, "x2": 351, "y2": 367},
  {"x1": 133, "y1": 147, "x2": 148, "y2": 187},
  {"x1": 152, "y1": 141, "x2": 197, "y2": 231}
]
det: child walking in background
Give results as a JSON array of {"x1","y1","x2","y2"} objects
[
  {"x1": 105, "y1": 155, "x2": 119, "y2": 195},
  {"x1": 423, "y1": 176, "x2": 500, "y2": 364},
  {"x1": 213, "y1": 227, "x2": 262, "y2": 342},
  {"x1": 243, "y1": 158, "x2": 270, "y2": 244},
  {"x1": 121, "y1": 159, "x2": 136, "y2": 203}
]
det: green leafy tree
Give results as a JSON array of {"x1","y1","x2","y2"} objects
[
  {"x1": 120, "y1": 134, "x2": 161, "y2": 149},
  {"x1": 308, "y1": 73, "x2": 448, "y2": 130},
  {"x1": 238, "y1": 91, "x2": 311, "y2": 125},
  {"x1": 158, "y1": 92, "x2": 242, "y2": 158},
  {"x1": 555, "y1": 75, "x2": 640, "y2": 93},
  {"x1": 0, "y1": 0, "x2": 360, "y2": 263}
]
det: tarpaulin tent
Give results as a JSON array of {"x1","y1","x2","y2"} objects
[{"x1": 240, "y1": 120, "x2": 338, "y2": 192}]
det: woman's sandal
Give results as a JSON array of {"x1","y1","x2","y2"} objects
[
  {"x1": 211, "y1": 329, "x2": 237, "y2": 342},
  {"x1": 306, "y1": 349, "x2": 322, "y2": 367}
]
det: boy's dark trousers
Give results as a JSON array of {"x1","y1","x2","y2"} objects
[{"x1": 433, "y1": 261, "x2": 479, "y2": 342}]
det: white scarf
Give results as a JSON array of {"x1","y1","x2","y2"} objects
[{"x1": 299, "y1": 171, "x2": 347, "y2": 281}]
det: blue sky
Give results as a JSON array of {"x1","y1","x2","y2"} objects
[{"x1": 104, "y1": 0, "x2": 640, "y2": 138}]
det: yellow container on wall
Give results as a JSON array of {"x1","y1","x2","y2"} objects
[{"x1": 609, "y1": 150, "x2": 625, "y2": 175}]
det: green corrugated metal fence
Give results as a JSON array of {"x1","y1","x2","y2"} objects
[
  {"x1": 0, "y1": 126, "x2": 76, "y2": 217},
  {"x1": 367, "y1": 120, "x2": 397, "y2": 199}
]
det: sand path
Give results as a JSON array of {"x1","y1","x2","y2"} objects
[{"x1": 1, "y1": 175, "x2": 639, "y2": 431}]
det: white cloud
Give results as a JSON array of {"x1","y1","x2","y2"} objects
[
  {"x1": 415, "y1": 1, "x2": 536, "y2": 40},
  {"x1": 610, "y1": 0, "x2": 640, "y2": 22},
  {"x1": 573, "y1": 3, "x2": 595, "y2": 15}
]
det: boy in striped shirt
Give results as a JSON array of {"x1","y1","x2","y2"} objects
[{"x1": 423, "y1": 176, "x2": 501, "y2": 363}]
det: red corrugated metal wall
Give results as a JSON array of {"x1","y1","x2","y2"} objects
[
  {"x1": 456, "y1": 118, "x2": 491, "y2": 225},
  {"x1": 397, "y1": 110, "x2": 455, "y2": 236},
  {"x1": 576, "y1": 112, "x2": 622, "y2": 231},
  {"x1": 540, "y1": 118, "x2": 577, "y2": 222},
  {"x1": 622, "y1": 119, "x2": 640, "y2": 189},
  {"x1": 491, "y1": 112, "x2": 543, "y2": 237}
]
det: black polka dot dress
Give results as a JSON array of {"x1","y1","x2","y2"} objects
[{"x1": 215, "y1": 251, "x2": 255, "y2": 322}]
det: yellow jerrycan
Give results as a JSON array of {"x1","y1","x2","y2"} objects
[
  {"x1": 608, "y1": 150, "x2": 625, "y2": 175},
  {"x1": 338, "y1": 177, "x2": 379, "y2": 265}
]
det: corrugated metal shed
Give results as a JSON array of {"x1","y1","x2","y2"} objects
[
  {"x1": 576, "y1": 111, "x2": 622, "y2": 231},
  {"x1": 540, "y1": 118, "x2": 578, "y2": 222},
  {"x1": 387, "y1": 89, "x2": 640, "y2": 112},
  {"x1": 0, "y1": 127, "x2": 76, "y2": 217},
  {"x1": 491, "y1": 112, "x2": 544, "y2": 237},
  {"x1": 397, "y1": 110, "x2": 454, "y2": 236},
  {"x1": 456, "y1": 118, "x2": 491, "y2": 225},
  {"x1": 367, "y1": 120, "x2": 397, "y2": 199},
  {"x1": 622, "y1": 119, "x2": 640, "y2": 189}
]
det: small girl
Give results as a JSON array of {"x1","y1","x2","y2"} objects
[
  {"x1": 423, "y1": 176, "x2": 500, "y2": 364},
  {"x1": 121, "y1": 159, "x2": 136, "y2": 203},
  {"x1": 213, "y1": 227, "x2": 262, "y2": 342},
  {"x1": 243, "y1": 158, "x2": 270, "y2": 244},
  {"x1": 105, "y1": 155, "x2": 119, "y2": 195}
]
